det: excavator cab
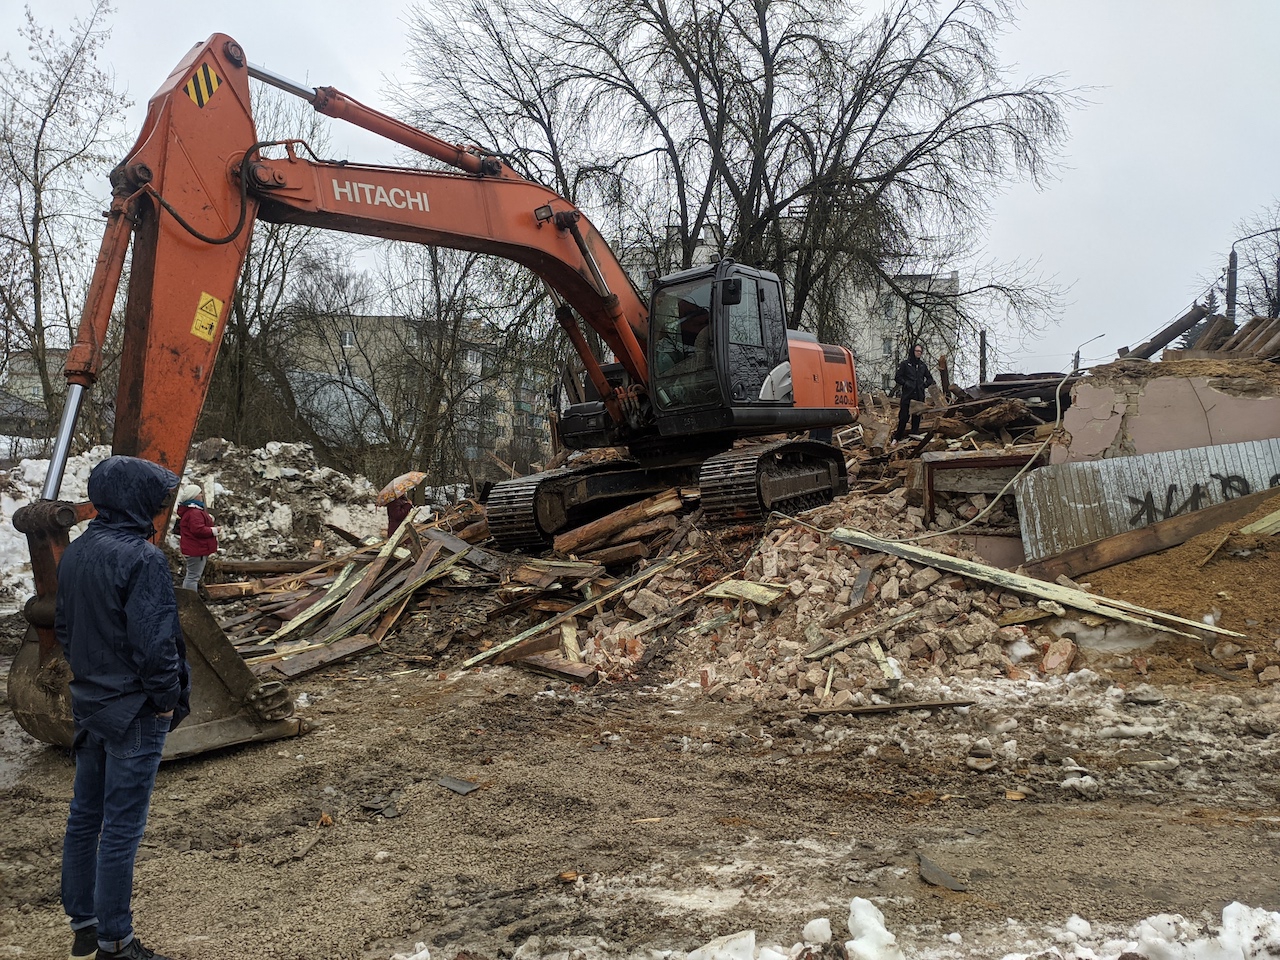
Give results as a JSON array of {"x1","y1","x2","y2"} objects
[{"x1": 649, "y1": 261, "x2": 798, "y2": 431}]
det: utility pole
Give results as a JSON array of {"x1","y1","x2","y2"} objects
[
  {"x1": 979, "y1": 329, "x2": 987, "y2": 383},
  {"x1": 1225, "y1": 248, "x2": 1238, "y2": 323},
  {"x1": 1072, "y1": 349, "x2": 1080, "y2": 372}
]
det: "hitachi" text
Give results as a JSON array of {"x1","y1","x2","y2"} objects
[{"x1": 331, "y1": 180, "x2": 430, "y2": 212}]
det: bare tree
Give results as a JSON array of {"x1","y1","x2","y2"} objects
[
  {"x1": 0, "y1": 2, "x2": 127, "y2": 411},
  {"x1": 399, "y1": 0, "x2": 1071, "y2": 371},
  {"x1": 1230, "y1": 201, "x2": 1280, "y2": 321}
]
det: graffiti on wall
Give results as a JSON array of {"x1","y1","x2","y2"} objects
[{"x1": 1126, "y1": 472, "x2": 1280, "y2": 527}]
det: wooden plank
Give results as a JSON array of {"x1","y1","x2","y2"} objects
[
  {"x1": 273, "y1": 590, "x2": 330, "y2": 622},
  {"x1": 313, "y1": 544, "x2": 460, "y2": 645},
  {"x1": 323, "y1": 522, "x2": 373, "y2": 547},
  {"x1": 803, "y1": 698, "x2": 975, "y2": 717},
  {"x1": 213, "y1": 559, "x2": 324, "y2": 575},
  {"x1": 657, "y1": 507, "x2": 704, "y2": 559},
  {"x1": 1240, "y1": 508, "x2": 1280, "y2": 536},
  {"x1": 805, "y1": 610, "x2": 921, "y2": 659},
  {"x1": 271, "y1": 634, "x2": 379, "y2": 679},
  {"x1": 515, "y1": 653, "x2": 599, "y2": 685},
  {"x1": 370, "y1": 592, "x2": 414, "y2": 645},
  {"x1": 462, "y1": 552, "x2": 696, "y2": 668},
  {"x1": 258, "y1": 563, "x2": 361, "y2": 645},
  {"x1": 581, "y1": 541, "x2": 650, "y2": 566},
  {"x1": 420, "y1": 527, "x2": 501, "y2": 572},
  {"x1": 831, "y1": 527, "x2": 1245, "y2": 640},
  {"x1": 821, "y1": 599, "x2": 875, "y2": 630},
  {"x1": 493, "y1": 631, "x2": 562, "y2": 664},
  {"x1": 553, "y1": 488, "x2": 682, "y2": 555},
  {"x1": 331, "y1": 522, "x2": 414, "y2": 626},
  {"x1": 1022, "y1": 487, "x2": 1280, "y2": 581}
]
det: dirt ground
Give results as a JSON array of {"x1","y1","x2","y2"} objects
[{"x1": 3, "y1": 609, "x2": 1280, "y2": 960}]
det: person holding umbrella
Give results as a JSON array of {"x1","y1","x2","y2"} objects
[
  {"x1": 386, "y1": 494, "x2": 412, "y2": 536},
  {"x1": 377, "y1": 471, "x2": 426, "y2": 537}
]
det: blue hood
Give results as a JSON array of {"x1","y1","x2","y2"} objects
[{"x1": 87, "y1": 456, "x2": 179, "y2": 536}]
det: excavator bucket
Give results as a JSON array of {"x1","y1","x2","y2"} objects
[
  {"x1": 7, "y1": 592, "x2": 305, "y2": 760},
  {"x1": 7, "y1": 500, "x2": 305, "y2": 760}
]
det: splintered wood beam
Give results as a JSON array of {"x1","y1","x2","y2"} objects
[
  {"x1": 314, "y1": 544, "x2": 460, "y2": 645},
  {"x1": 830, "y1": 528, "x2": 1245, "y2": 640},
  {"x1": 553, "y1": 488, "x2": 683, "y2": 555},
  {"x1": 329, "y1": 520, "x2": 414, "y2": 626},
  {"x1": 269, "y1": 634, "x2": 379, "y2": 679},
  {"x1": 259, "y1": 563, "x2": 361, "y2": 645},
  {"x1": 581, "y1": 541, "x2": 650, "y2": 566}
]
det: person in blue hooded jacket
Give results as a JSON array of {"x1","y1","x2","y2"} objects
[{"x1": 56, "y1": 455, "x2": 189, "y2": 960}]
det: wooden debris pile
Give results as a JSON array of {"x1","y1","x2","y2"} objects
[{"x1": 207, "y1": 504, "x2": 503, "y2": 680}]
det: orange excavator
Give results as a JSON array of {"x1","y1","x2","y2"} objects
[{"x1": 9, "y1": 34, "x2": 859, "y2": 757}]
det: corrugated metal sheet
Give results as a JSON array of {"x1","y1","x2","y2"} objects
[{"x1": 1014, "y1": 439, "x2": 1280, "y2": 562}]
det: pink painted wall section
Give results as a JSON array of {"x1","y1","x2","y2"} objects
[{"x1": 1053, "y1": 374, "x2": 1280, "y2": 464}]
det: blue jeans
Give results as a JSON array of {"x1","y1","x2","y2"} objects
[{"x1": 62, "y1": 714, "x2": 168, "y2": 952}]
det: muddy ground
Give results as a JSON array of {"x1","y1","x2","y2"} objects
[{"x1": 2, "y1": 609, "x2": 1280, "y2": 960}]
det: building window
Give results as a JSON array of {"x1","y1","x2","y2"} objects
[
  {"x1": 340, "y1": 330, "x2": 356, "y2": 348},
  {"x1": 882, "y1": 337, "x2": 894, "y2": 358}
]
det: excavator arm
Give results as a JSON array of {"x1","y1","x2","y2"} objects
[{"x1": 51, "y1": 33, "x2": 651, "y2": 500}]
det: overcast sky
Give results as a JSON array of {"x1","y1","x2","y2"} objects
[{"x1": 4, "y1": 1, "x2": 1279, "y2": 375}]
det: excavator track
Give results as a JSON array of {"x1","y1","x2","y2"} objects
[
  {"x1": 486, "y1": 466, "x2": 579, "y2": 552},
  {"x1": 488, "y1": 459, "x2": 694, "y2": 552},
  {"x1": 700, "y1": 439, "x2": 848, "y2": 524}
]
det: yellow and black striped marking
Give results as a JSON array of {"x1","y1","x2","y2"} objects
[{"x1": 183, "y1": 63, "x2": 222, "y2": 108}]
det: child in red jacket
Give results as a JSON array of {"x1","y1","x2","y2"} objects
[{"x1": 176, "y1": 483, "x2": 220, "y2": 591}]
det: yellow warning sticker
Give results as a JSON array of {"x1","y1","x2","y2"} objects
[
  {"x1": 191, "y1": 292, "x2": 223, "y2": 342},
  {"x1": 183, "y1": 63, "x2": 223, "y2": 108}
]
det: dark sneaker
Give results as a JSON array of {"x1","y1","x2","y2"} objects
[
  {"x1": 71, "y1": 925, "x2": 98, "y2": 959},
  {"x1": 96, "y1": 938, "x2": 173, "y2": 960}
]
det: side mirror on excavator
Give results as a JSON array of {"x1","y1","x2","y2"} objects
[{"x1": 721, "y1": 277, "x2": 742, "y2": 306}]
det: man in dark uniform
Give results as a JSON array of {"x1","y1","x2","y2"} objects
[
  {"x1": 894, "y1": 342, "x2": 935, "y2": 441},
  {"x1": 58, "y1": 455, "x2": 189, "y2": 960}
]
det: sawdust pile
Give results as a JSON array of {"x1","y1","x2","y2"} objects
[{"x1": 1089, "y1": 492, "x2": 1280, "y2": 638}]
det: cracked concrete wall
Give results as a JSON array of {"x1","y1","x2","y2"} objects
[{"x1": 1052, "y1": 373, "x2": 1280, "y2": 464}]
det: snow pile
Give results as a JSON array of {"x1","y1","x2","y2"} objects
[
  {"x1": 0, "y1": 439, "x2": 387, "y2": 606},
  {"x1": 0, "y1": 444, "x2": 111, "y2": 606},
  {"x1": 676, "y1": 900, "x2": 1280, "y2": 960},
  {"x1": 425, "y1": 900, "x2": 1280, "y2": 960}
]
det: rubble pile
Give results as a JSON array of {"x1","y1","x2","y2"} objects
[
  {"x1": 176, "y1": 439, "x2": 384, "y2": 557},
  {"x1": 597, "y1": 492, "x2": 1054, "y2": 709}
]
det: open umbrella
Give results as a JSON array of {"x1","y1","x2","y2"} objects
[{"x1": 376, "y1": 471, "x2": 426, "y2": 507}]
